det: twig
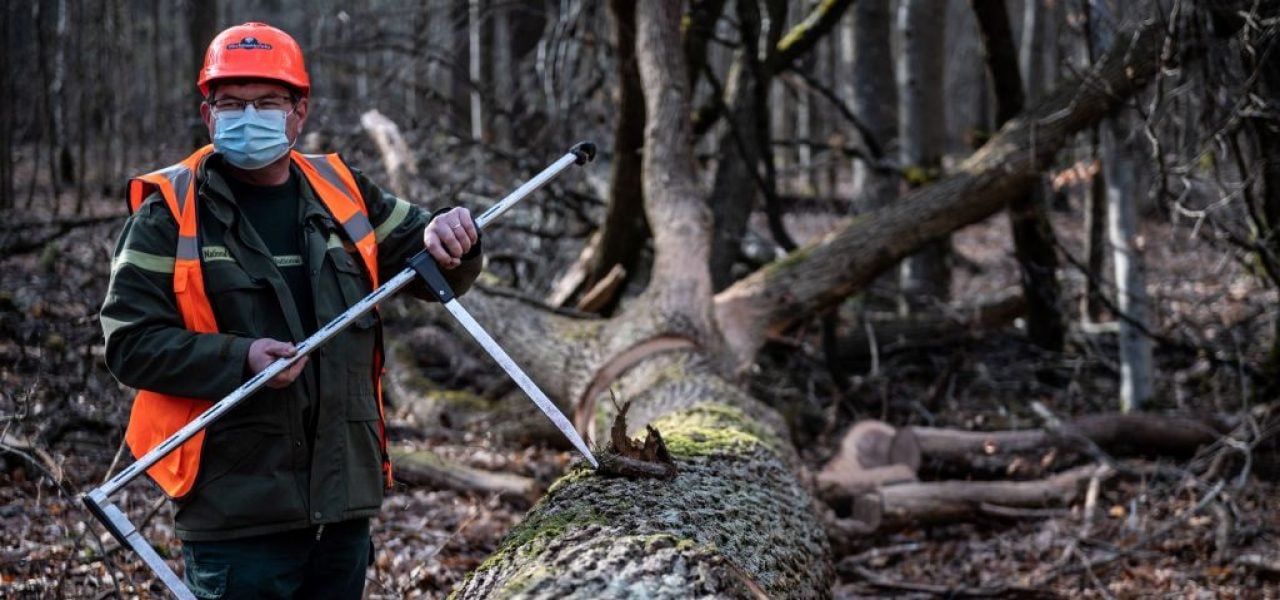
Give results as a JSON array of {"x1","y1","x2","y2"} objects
[
  {"x1": 101, "y1": 437, "x2": 128, "y2": 483},
  {"x1": 1040, "y1": 479, "x2": 1227, "y2": 584},
  {"x1": 850, "y1": 565, "x2": 1063, "y2": 598},
  {"x1": 978, "y1": 503, "x2": 1072, "y2": 519},
  {"x1": 1071, "y1": 544, "x2": 1117, "y2": 600},
  {"x1": 0, "y1": 214, "x2": 124, "y2": 256},
  {"x1": 835, "y1": 542, "x2": 925, "y2": 572},
  {"x1": 1235, "y1": 553, "x2": 1280, "y2": 575}
]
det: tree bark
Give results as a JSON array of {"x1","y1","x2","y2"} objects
[
  {"x1": 972, "y1": 0, "x2": 1065, "y2": 352},
  {"x1": 548, "y1": 0, "x2": 649, "y2": 314},
  {"x1": 715, "y1": 16, "x2": 1169, "y2": 368},
  {"x1": 1102, "y1": 119, "x2": 1154, "y2": 411},
  {"x1": 877, "y1": 464, "x2": 1109, "y2": 529},
  {"x1": 896, "y1": 0, "x2": 952, "y2": 313},
  {"x1": 1019, "y1": 0, "x2": 1046, "y2": 104},
  {"x1": 683, "y1": 0, "x2": 727, "y2": 92},
  {"x1": 845, "y1": 0, "x2": 898, "y2": 213},
  {"x1": 187, "y1": 0, "x2": 217, "y2": 110},
  {"x1": 1089, "y1": 0, "x2": 1153, "y2": 411},
  {"x1": 469, "y1": 0, "x2": 484, "y2": 144},
  {"x1": 0, "y1": 2, "x2": 14, "y2": 209},
  {"x1": 708, "y1": 0, "x2": 772, "y2": 292}
]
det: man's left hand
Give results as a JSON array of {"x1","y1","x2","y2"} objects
[{"x1": 424, "y1": 207, "x2": 478, "y2": 269}]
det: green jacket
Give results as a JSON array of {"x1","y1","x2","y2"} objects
[{"x1": 101, "y1": 154, "x2": 482, "y2": 541}]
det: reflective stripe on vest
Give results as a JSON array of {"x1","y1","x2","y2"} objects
[{"x1": 123, "y1": 146, "x2": 390, "y2": 498}]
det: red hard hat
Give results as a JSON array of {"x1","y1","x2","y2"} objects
[{"x1": 198, "y1": 22, "x2": 310, "y2": 97}]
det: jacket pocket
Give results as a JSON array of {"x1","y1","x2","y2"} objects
[
  {"x1": 182, "y1": 553, "x2": 228, "y2": 599},
  {"x1": 345, "y1": 367, "x2": 383, "y2": 512},
  {"x1": 202, "y1": 261, "x2": 273, "y2": 336},
  {"x1": 328, "y1": 248, "x2": 372, "y2": 299},
  {"x1": 180, "y1": 422, "x2": 306, "y2": 532}
]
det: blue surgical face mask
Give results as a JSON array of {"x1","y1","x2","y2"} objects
[{"x1": 212, "y1": 105, "x2": 294, "y2": 170}]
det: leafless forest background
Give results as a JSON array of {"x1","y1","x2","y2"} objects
[{"x1": 2, "y1": 0, "x2": 1280, "y2": 598}]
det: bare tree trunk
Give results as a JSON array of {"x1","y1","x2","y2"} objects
[
  {"x1": 492, "y1": 2, "x2": 512, "y2": 147},
  {"x1": 972, "y1": 0, "x2": 1065, "y2": 351},
  {"x1": 469, "y1": 0, "x2": 484, "y2": 144},
  {"x1": 586, "y1": 0, "x2": 647, "y2": 311},
  {"x1": 1080, "y1": 1, "x2": 1109, "y2": 323},
  {"x1": 73, "y1": 0, "x2": 86, "y2": 214},
  {"x1": 1102, "y1": 119, "x2": 1153, "y2": 410},
  {"x1": 1083, "y1": 135, "x2": 1108, "y2": 321},
  {"x1": 707, "y1": 0, "x2": 857, "y2": 291},
  {"x1": 33, "y1": 0, "x2": 64, "y2": 207},
  {"x1": 1090, "y1": 0, "x2": 1152, "y2": 411},
  {"x1": 149, "y1": 0, "x2": 163, "y2": 163},
  {"x1": 708, "y1": 1, "x2": 769, "y2": 292},
  {"x1": 0, "y1": 2, "x2": 14, "y2": 209},
  {"x1": 896, "y1": 0, "x2": 951, "y2": 313},
  {"x1": 107, "y1": 0, "x2": 126, "y2": 185},
  {"x1": 845, "y1": 0, "x2": 898, "y2": 213},
  {"x1": 53, "y1": 0, "x2": 72, "y2": 193},
  {"x1": 187, "y1": 0, "x2": 217, "y2": 147},
  {"x1": 1020, "y1": 0, "x2": 1046, "y2": 103}
]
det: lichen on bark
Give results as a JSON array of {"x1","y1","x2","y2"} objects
[{"x1": 452, "y1": 398, "x2": 832, "y2": 599}]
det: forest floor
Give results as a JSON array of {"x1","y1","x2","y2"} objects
[{"x1": 2, "y1": 185, "x2": 1279, "y2": 599}]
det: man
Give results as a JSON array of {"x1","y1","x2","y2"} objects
[{"x1": 100, "y1": 22, "x2": 480, "y2": 598}]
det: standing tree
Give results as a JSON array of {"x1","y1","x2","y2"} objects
[
  {"x1": 846, "y1": 0, "x2": 898, "y2": 213},
  {"x1": 1092, "y1": 0, "x2": 1153, "y2": 410},
  {"x1": 972, "y1": 0, "x2": 1065, "y2": 351},
  {"x1": 897, "y1": 0, "x2": 951, "y2": 313}
]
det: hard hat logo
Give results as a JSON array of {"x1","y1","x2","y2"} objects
[{"x1": 226, "y1": 37, "x2": 273, "y2": 51}]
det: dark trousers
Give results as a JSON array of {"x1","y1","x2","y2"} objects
[{"x1": 181, "y1": 518, "x2": 372, "y2": 599}]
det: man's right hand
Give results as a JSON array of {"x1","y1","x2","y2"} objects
[{"x1": 247, "y1": 338, "x2": 308, "y2": 388}]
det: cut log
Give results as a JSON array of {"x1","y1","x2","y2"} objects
[
  {"x1": 911, "y1": 412, "x2": 1228, "y2": 478},
  {"x1": 817, "y1": 421, "x2": 920, "y2": 498},
  {"x1": 876, "y1": 464, "x2": 1113, "y2": 529}
]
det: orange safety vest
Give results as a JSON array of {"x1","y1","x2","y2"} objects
[{"x1": 124, "y1": 145, "x2": 390, "y2": 498}]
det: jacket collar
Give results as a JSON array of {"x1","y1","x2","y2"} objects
[{"x1": 196, "y1": 155, "x2": 335, "y2": 230}]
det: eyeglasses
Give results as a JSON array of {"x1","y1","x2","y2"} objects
[{"x1": 207, "y1": 94, "x2": 297, "y2": 114}]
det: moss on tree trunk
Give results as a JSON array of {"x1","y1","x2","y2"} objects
[{"x1": 453, "y1": 368, "x2": 831, "y2": 598}]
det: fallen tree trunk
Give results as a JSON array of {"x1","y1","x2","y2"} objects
[
  {"x1": 915, "y1": 413, "x2": 1227, "y2": 459},
  {"x1": 454, "y1": 361, "x2": 831, "y2": 598},
  {"x1": 715, "y1": 16, "x2": 1170, "y2": 367}
]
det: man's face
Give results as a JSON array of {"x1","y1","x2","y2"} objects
[{"x1": 200, "y1": 80, "x2": 309, "y2": 144}]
